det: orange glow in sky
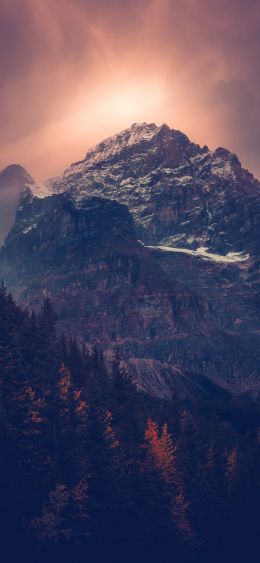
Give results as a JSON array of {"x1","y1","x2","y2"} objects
[{"x1": 1, "y1": 0, "x2": 260, "y2": 180}]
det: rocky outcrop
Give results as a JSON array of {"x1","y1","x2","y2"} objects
[{"x1": 1, "y1": 192, "x2": 212, "y2": 396}]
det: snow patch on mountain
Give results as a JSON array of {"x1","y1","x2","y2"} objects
[
  {"x1": 30, "y1": 182, "x2": 51, "y2": 199},
  {"x1": 146, "y1": 245, "x2": 250, "y2": 264},
  {"x1": 211, "y1": 157, "x2": 236, "y2": 180},
  {"x1": 22, "y1": 223, "x2": 38, "y2": 235}
]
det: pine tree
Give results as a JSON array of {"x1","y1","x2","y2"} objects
[
  {"x1": 144, "y1": 418, "x2": 176, "y2": 489},
  {"x1": 225, "y1": 446, "x2": 239, "y2": 489},
  {"x1": 55, "y1": 363, "x2": 77, "y2": 482},
  {"x1": 111, "y1": 352, "x2": 142, "y2": 460}
]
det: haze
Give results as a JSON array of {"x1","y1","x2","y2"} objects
[{"x1": 1, "y1": 0, "x2": 260, "y2": 180}]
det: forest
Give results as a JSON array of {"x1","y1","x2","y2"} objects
[{"x1": 0, "y1": 284, "x2": 259, "y2": 563}]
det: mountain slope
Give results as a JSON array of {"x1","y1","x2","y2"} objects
[
  {"x1": 1, "y1": 189, "x2": 259, "y2": 396},
  {"x1": 0, "y1": 191, "x2": 212, "y2": 396}
]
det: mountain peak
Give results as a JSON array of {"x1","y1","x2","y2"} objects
[
  {"x1": 62, "y1": 122, "x2": 162, "y2": 177},
  {"x1": 0, "y1": 164, "x2": 33, "y2": 184},
  {"x1": 0, "y1": 164, "x2": 36, "y2": 247},
  {"x1": 129, "y1": 121, "x2": 158, "y2": 129},
  {"x1": 86, "y1": 121, "x2": 160, "y2": 155}
]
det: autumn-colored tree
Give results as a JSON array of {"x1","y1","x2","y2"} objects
[
  {"x1": 144, "y1": 418, "x2": 176, "y2": 488},
  {"x1": 144, "y1": 417, "x2": 194, "y2": 544},
  {"x1": 29, "y1": 479, "x2": 89, "y2": 545},
  {"x1": 225, "y1": 447, "x2": 239, "y2": 490}
]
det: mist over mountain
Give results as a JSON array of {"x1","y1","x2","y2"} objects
[{"x1": 0, "y1": 164, "x2": 34, "y2": 246}]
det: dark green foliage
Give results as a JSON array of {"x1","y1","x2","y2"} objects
[{"x1": 0, "y1": 286, "x2": 259, "y2": 563}]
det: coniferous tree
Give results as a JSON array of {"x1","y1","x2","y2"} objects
[{"x1": 0, "y1": 288, "x2": 260, "y2": 563}]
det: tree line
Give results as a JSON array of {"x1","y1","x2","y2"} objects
[{"x1": 0, "y1": 284, "x2": 259, "y2": 562}]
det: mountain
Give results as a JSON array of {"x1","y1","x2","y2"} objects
[
  {"x1": 0, "y1": 163, "x2": 50, "y2": 247},
  {"x1": 48, "y1": 122, "x2": 260, "y2": 258},
  {"x1": 0, "y1": 123, "x2": 259, "y2": 396},
  {"x1": 0, "y1": 164, "x2": 35, "y2": 246}
]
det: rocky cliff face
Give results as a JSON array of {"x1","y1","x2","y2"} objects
[
  {"x1": 1, "y1": 192, "x2": 211, "y2": 396},
  {"x1": 0, "y1": 123, "x2": 259, "y2": 396}
]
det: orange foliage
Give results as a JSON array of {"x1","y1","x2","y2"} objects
[{"x1": 145, "y1": 418, "x2": 176, "y2": 488}]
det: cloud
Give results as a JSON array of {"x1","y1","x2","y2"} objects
[{"x1": 0, "y1": 0, "x2": 260, "y2": 179}]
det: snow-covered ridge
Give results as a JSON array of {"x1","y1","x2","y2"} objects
[
  {"x1": 29, "y1": 181, "x2": 51, "y2": 199},
  {"x1": 64, "y1": 122, "x2": 161, "y2": 176},
  {"x1": 50, "y1": 121, "x2": 244, "y2": 195}
]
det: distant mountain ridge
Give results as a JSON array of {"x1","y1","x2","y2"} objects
[{"x1": 0, "y1": 164, "x2": 33, "y2": 246}]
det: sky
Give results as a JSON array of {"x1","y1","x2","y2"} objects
[{"x1": 1, "y1": 0, "x2": 260, "y2": 180}]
